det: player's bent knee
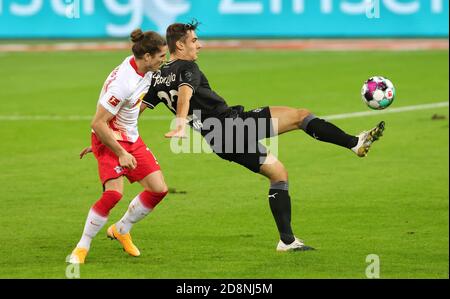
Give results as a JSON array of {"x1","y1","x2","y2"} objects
[
  {"x1": 139, "y1": 190, "x2": 168, "y2": 210},
  {"x1": 92, "y1": 190, "x2": 123, "y2": 217},
  {"x1": 264, "y1": 163, "x2": 288, "y2": 182},
  {"x1": 269, "y1": 173, "x2": 288, "y2": 183},
  {"x1": 297, "y1": 109, "x2": 311, "y2": 123},
  {"x1": 275, "y1": 163, "x2": 289, "y2": 181},
  {"x1": 276, "y1": 169, "x2": 289, "y2": 182},
  {"x1": 145, "y1": 181, "x2": 168, "y2": 194}
]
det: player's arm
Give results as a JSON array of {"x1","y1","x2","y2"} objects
[
  {"x1": 79, "y1": 146, "x2": 92, "y2": 159},
  {"x1": 141, "y1": 87, "x2": 161, "y2": 114},
  {"x1": 139, "y1": 102, "x2": 147, "y2": 115},
  {"x1": 164, "y1": 85, "x2": 193, "y2": 138},
  {"x1": 91, "y1": 105, "x2": 137, "y2": 169},
  {"x1": 81, "y1": 101, "x2": 145, "y2": 160}
]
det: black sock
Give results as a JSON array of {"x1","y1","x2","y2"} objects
[
  {"x1": 269, "y1": 181, "x2": 295, "y2": 245},
  {"x1": 301, "y1": 115, "x2": 358, "y2": 149}
]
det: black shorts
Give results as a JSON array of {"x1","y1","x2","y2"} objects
[{"x1": 200, "y1": 106, "x2": 275, "y2": 173}]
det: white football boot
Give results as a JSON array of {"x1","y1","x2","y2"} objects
[
  {"x1": 351, "y1": 121, "x2": 385, "y2": 157},
  {"x1": 276, "y1": 237, "x2": 315, "y2": 252}
]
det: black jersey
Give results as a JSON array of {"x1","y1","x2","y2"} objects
[{"x1": 143, "y1": 59, "x2": 230, "y2": 124}]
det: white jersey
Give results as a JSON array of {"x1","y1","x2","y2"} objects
[{"x1": 96, "y1": 56, "x2": 152, "y2": 143}]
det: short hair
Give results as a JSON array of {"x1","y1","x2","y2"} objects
[
  {"x1": 130, "y1": 29, "x2": 167, "y2": 58},
  {"x1": 166, "y1": 20, "x2": 200, "y2": 54}
]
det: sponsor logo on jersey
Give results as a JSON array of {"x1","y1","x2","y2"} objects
[
  {"x1": 108, "y1": 96, "x2": 121, "y2": 107},
  {"x1": 153, "y1": 72, "x2": 177, "y2": 87}
]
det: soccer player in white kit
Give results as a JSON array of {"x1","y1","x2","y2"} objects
[{"x1": 68, "y1": 29, "x2": 168, "y2": 264}]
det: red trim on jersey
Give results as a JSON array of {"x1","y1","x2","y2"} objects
[
  {"x1": 108, "y1": 116, "x2": 129, "y2": 142},
  {"x1": 130, "y1": 57, "x2": 145, "y2": 77},
  {"x1": 103, "y1": 67, "x2": 119, "y2": 93},
  {"x1": 108, "y1": 116, "x2": 118, "y2": 130}
]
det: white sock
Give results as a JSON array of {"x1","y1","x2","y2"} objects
[
  {"x1": 76, "y1": 209, "x2": 108, "y2": 250},
  {"x1": 115, "y1": 194, "x2": 152, "y2": 234}
]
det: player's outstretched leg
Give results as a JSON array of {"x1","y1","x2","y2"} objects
[
  {"x1": 108, "y1": 171, "x2": 168, "y2": 257},
  {"x1": 260, "y1": 155, "x2": 315, "y2": 252},
  {"x1": 68, "y1": 178, "x2": 124, "y2": 264},
  {"x1": 269, "y1": 106, "x2": 385, "y2": 157}
]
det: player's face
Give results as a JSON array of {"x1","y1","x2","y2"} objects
[
  {"x1": 146, "y1": 45, "x2": 168, "y2": 71},
  {"x1": 183, "y1": 30, "x2": 202, "y2": 61}
]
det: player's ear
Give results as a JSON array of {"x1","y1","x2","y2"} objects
[
  {"x1": 143, "y1": 52, "x2": 152, "y2": 62},
  {"x1": 176, "y1": 40, "x2": 185, "y2": 52}
]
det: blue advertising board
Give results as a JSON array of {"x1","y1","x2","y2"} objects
[{"x1": 0, "y1": 0, "x2": 448, "y2": 38}]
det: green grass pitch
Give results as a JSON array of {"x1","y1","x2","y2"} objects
[{"x1": 0, "y1": 49, "x2": 448, "y2": 278}]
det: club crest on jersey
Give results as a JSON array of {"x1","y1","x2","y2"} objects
[
  {"x1": 108, "y1": 96, "x2": 121, "y2": 107},
  {"x1": 114, "y1": 166, "x2": 123, "y2": 174},
  {"x1": 184, "y1": 71, "x2": 193, "y2": 82}
]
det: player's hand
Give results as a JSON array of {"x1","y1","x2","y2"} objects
[
  {"x1": 119, "y1": 152, "x2": 137, "y2": 170},
  {"x1": 80, "y1": 146, "x2": 93, "y2": 159},
  {"x1": 164, "y1": 127, "x2": 187, "y2": 139}
]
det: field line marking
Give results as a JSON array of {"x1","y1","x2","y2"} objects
[
  {"x1": 323, "y1": 101, "x2": 448, "y2": 120},
  {"x1": 0, "y1": 115, "x2": 172, "y2": 121},
  {"x1": 0, "y1": 101, "x2": 447, "y2": 122}
]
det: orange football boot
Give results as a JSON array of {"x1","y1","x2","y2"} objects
[
  {"x1": 107, "y1": 224, "x2": 141, "y2": 257},
  {"x1": 68, "y1": 247, "x2": 88, "y2": 264}
]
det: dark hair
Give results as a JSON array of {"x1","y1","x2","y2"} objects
[
  {"x1": 130, "y1": 29, "x2": 167, "y2": 58},
  {"x1": 166, "y1": 20, "x2": 200, "y2": 54}
]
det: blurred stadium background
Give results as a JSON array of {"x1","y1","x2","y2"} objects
[{"x1": 0, "y1": 0, "x2": 448, "y2": 279}]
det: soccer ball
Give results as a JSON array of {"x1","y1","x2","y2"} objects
[{"x1": 361, "y1": 76, "x2": 395, "y2": 110}]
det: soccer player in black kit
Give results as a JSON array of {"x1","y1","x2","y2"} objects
[{"x1": 142, "y1": 21, "x2": 385, "y2": 251}]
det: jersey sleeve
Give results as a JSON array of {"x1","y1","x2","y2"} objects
[
  {"x1": 178, "y1": 61, "x2": 201, "y2": 93},
  {"x1": 142, "y1": 86, "x2": 161, "y2": 109},
  {"x1": 98, "y1": 83, "x2": 129, "y2": 115}
]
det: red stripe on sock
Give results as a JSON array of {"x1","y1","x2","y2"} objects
[
  {"x1": 92, "y1": 190, "x2": 123, "y2": 217},
  {"x1": 139, "y1": 191, "x2": 168, "y2": 209}
]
